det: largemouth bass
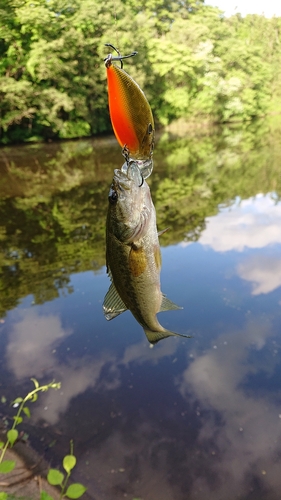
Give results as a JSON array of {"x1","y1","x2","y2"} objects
[{"x1": 103, "y1": 161, "x2": 190, "y2": 344}]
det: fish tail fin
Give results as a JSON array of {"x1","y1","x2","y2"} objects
[{"x1": 144, "y1": 328, "x2": 192, "y2": 345}]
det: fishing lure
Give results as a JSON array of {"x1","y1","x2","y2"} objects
[{"x1": 104, "y1": 44, "x2": 155, "y2": 167}]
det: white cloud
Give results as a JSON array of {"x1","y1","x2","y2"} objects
[
  {"x1": 237, "y1": 255, "x2": 281, "y2": 294},
  {"x1": 178, "y1": 319, "x2": 281, "y2": 499},
  {"x1": 199, "y1": 194, "x2": 281, "y2": 252},
  {"x1": 5, "y1": 310, "x2": 181, "y2": 425},
  {"x1": 33, "y1": 357, "x2": 112, "y2": 424},
  {"x1": 6, "y1": 310, "x2": 72, "y2": 378},
  {"x1": 122, "y1": 338, "x2": 178, "y2": 366},
  {"x1": 6, "y1": 310, "x2": 120, "y2": 424}
]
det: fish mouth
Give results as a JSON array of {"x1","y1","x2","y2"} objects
[{"x1": 113, "y1": 169, "x2": 131, "y2": 191}]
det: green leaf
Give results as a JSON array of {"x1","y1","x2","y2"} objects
[
  {"x1": 0, "y1": 442, "x2": 4, "y2": 449},
  {"x1": 0, "y1": 460, "x2": 16, "y2": 473},
  {"x1": 7, "y1": 429, "x2": 18, "y2": 446},
  {"x1": 12, "y1": 397, "x2": 23, "y2": 405},
  {"x1": 47, "y1": 468, "x2": 64, "y2": 486},
  {"x1": 0, "y1": 492, "x2": 8, "y2": 500},
  {"x1": 63, "y1": 455, "x2": 76, "y2": 473},
  {"x1": 31, "y1": 393, "x2": 38, "y2": 402},
  {"x1": 31, "y1": 378, "x2": 39, "y2": 388},
  {"x1": 22, "y1": 432, "x2": 29, "y2": 442},
  {"x1": 1, "y1": 396, "x2": 6, "y2": 404},
  {"x1": 51, "y1": 382, "x2": 61, "y2": 389},
  {"x1": 13, "y1": 416, "x2": 23, "y2": 424},
  {"x1": 40, "y1": 490, "x2": 54, "y2": 500},
  {"x1": 23, "y1": 406, "x2": 31, "y2": 418},
  {"x1": 65, "y1": 483, "x2": 87, "y2": 499}
]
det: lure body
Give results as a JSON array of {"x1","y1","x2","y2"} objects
[{"x1": 106, "y1": 61, "x2": 155, "y2": 160}]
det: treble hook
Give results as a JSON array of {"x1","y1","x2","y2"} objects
[{"x1": 104, "y1": 43, "x2": 137, "y2": 69}]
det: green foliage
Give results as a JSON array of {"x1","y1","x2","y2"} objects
[
  {"x1": 0, "y1": 379, "x2": 60, "y2": 474},
  {"x1": 63, "y1": 455, "x2": 76, "y2": 474},
  {"x1": 0, "y1": 0, "x2": 281, "y2": 143},
  {"x1": 40, "y1": 492, "x2": 53, "y2": 500},
  {"x1": 47, "y1": 469, "x2": 64, "y2": 486},
  {"x1": 0, "y1": 381, "x2": 86, "y2": 500},
  {"x1": 65, "y1": 485, "x2": 87, "y2": 499},
  {"x1": 0, "y1": 461, "x2": 15, "y2": 473},
  {"x1": 46, "y1": 441, "x2": 86, "y2": 499}
]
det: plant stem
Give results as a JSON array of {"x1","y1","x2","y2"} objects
[
  {"x1": 0, "y1": 381, "x2": 60, "y2": 464},
  {"x1": 60, "y1": 471, "x2": 71, "y2": 499}
]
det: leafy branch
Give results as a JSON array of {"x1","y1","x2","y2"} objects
[
  {"x1": 0, "y1": 379, "x2": 87, "y2": 499},
  {"x1": 46, "y1": 440, "x2": 86, "y2": 499},
  {"x1": 0, "y1": 378, "x2": 61, "y2": 474}
]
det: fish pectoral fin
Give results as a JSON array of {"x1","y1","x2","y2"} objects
[
  {"x1": 103, "y1": 283, "x2": 128, "y2": 321},
  {"x1": 144, "y1": 328, "x2": 192, "y2": 345},
  {"x1": 160, "y1": 294, "x2": 183, "y2": 312},
  {"x1": 158, "y1": 227, "x2": 170, "y2": 237}
]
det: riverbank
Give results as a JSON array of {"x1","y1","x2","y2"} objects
[{"x1": 0, "y1": 442, "x2": 60, "y2": 500}]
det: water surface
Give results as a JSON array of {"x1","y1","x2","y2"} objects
[{"x1": 1, "y1": 120, "x2": 281, "y2": 499}]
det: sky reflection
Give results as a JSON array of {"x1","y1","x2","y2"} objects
[
  {"x1": 178, "y1": 318, "x2": 281, "y2": 500},
  {"x1": 199, "y1": 193, "x2": 281, "y2": 252},
  {"x1": 237, "y1": 254, "x2": 281, "y2": 295},
  {"x1": 2, "y1": 170, "x2": 281, "y2": 500},
  {"x1": 197, "y1": 193, "x2": 281, "y2": 299}
]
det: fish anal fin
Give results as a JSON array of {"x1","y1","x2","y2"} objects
[
  {"x1": 160, "y1": 294, "x2": 183, "y2": 312},
  {"x1": 129, "y1": 245, "x2": 147, "y2": 277},
  {"x1": 144, "y1": 328, "x2": 192, "y2": 344},
  {"x1": 103, "y1": 282, "x2": 128, "y2": 321}
]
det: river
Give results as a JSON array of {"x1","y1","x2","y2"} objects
[{"x1": 1, "y1": 118, "x2": 281, "y2": 499}]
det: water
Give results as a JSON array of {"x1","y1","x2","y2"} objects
[{"x1": 1, "y1": 119, "x2": 281, "y2": 499}]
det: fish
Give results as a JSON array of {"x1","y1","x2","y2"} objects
[
  {"x1": 103, "y1": 161, "x2": 191, "y2": 344},
  {"x1": 104, "y1": 44, "x2": 155, "y2": 162}
]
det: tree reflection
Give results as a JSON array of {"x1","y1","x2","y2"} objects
[{"x1": 1, "y1": 119, "x2": 281, "y2": 318}]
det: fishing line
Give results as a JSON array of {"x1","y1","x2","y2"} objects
[{"x1": 112, "y1": 0, "x2": 119, "y2": 54}]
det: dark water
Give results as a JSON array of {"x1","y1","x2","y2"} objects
[{"x1": 1, "y1": 119, "x2": 281, "y2": 499}]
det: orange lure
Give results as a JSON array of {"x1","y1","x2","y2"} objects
[{"x1": 104, "y1": 44, "x2": 154, "y2": 161}]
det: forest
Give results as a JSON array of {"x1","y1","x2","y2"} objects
[{"x1": 1, "y1": 0, "x2": 281, "y2": 144}]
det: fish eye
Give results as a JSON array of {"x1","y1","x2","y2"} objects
[{"x1": 109, "y1": 191, "x2": 118, "y2": 204}]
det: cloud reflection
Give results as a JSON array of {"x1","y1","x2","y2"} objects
[
  {"x1": 199, "y1": 193, "x2": 281, "y2": 252},
  {"x1": 6, "y1": 310, "x2": 72, "y2": 378},
  {"x1": 75, "y1": 424, "x2": 182, "y2": 500},
  {"x1": 5, "y1": 310, "x2": 179, "y2": 425},
  {"x1": 6, "y1": 310, "x2": 120, "y2": 424},
  {"x1": 237, "y1": 255, "x2": 281, "y2": 295},
  {"x1": 178, "y1": 319, "x2": 281, "y2": 499},
  {"x1": 122, "y1": 338, "x2": 178, "y2": 366}
]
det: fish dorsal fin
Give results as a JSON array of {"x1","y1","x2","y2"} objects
[
  {"x1": 103, "y1": 283, "x2": 128, "y2": 321},
  {"x1": 160, "y1": 294, "x2": 183, "y2": 312},
  {"x1": 144, "y1": 328, "x2": 192, "y2": 344}
]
